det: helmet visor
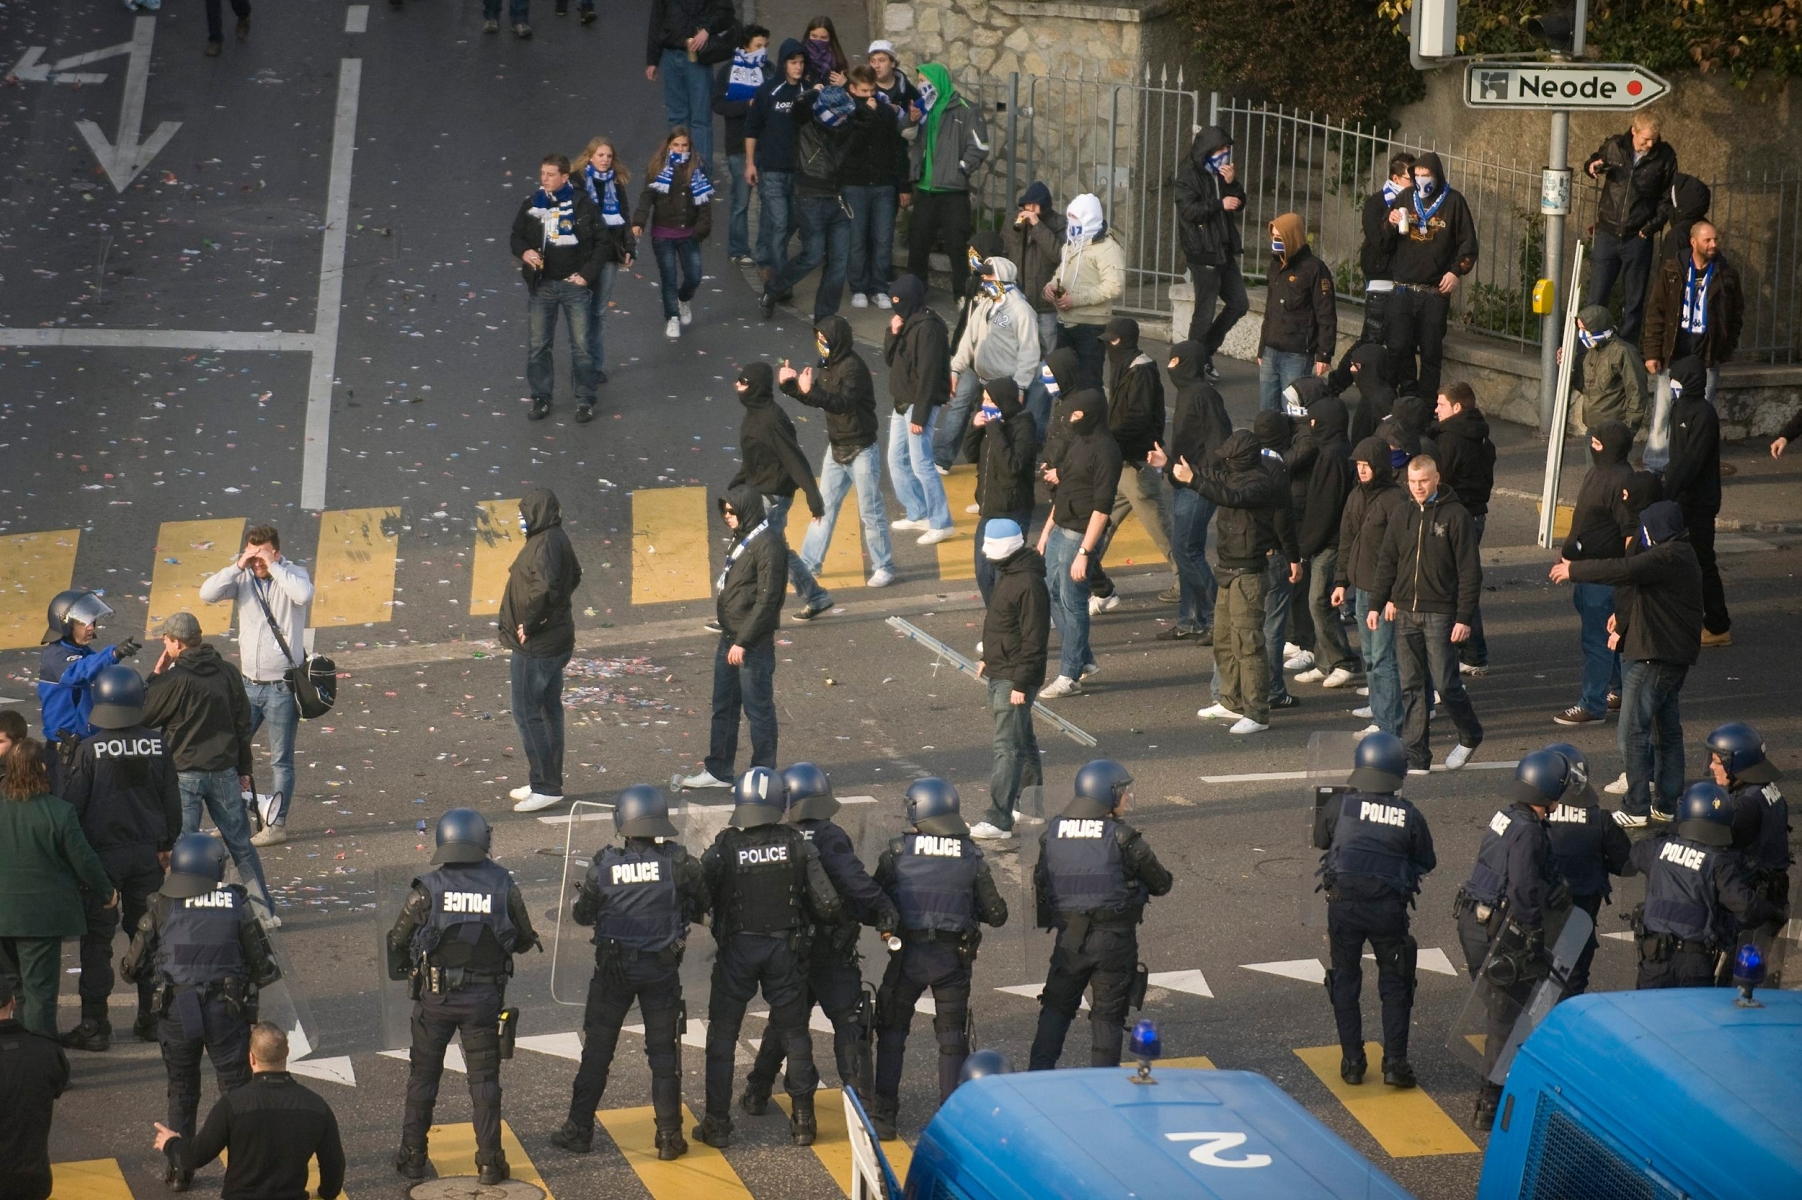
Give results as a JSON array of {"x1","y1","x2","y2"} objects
[{"x1": 66, "y1": 593, "x2": 113, "y2": 629}]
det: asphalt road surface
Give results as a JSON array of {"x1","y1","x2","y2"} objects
[{"x1": 4, "y1": 5, "x2": 1799, "y2": 1200}]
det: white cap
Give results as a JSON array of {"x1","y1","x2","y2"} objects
[{"x1": 867, "y1": 39, "x2": 896, "y2": 57}]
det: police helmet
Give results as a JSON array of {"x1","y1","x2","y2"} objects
[
  {"x1": 41, "y1": 589, "x2": 112, "y2": 645},
  {"x1": 164, "y1": 833, "x2": 230, "y2": 898},
  {"x1": 1675, "y1": 781, "x2": 1734, "y2": 847},
  {"x1": 1707, "y1": 722, "x2": 1783, "y2": 785},
  {"x1": 1068, "y1": 759, "x2": 1133, "y2": 819},
  {"x1": 615, "y1": 784, "x2": 679, "y2": 840},
  {"x1": 1510, "y1": 749, "x2": 1570, "y2": 809},
  {"x1": 958, "y1": 1048, "x2": 1011, "y2": 1084},
  {"x1": 1347, "y1": 732, "x2": 1408, "y2": 793},
  {"x1": 782, "y1": 762, "x2": 840, "y2": 822},
  {"x1": 433, "y1": 807, "x2": 493, "y2": 864},
  {"x1": 904, "y1": 777, "x2": 968, "y2": 837},
  {"x1": 1545, "y1": 742, "x2": 1597, "y2": 807},
  {"x1": 88, "y1": 664, "x2": 147, "y2": 730},
  {"x1": 729, "y1": 766, "x2": 787, "y2": 830}
]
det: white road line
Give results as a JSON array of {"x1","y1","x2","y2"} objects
[
  {"x1": 302, "y1": 59, "x2": 361, "y2": 512},
  {"x1": 0, "y1": 328, "x2": 315, "y2": 351},
  {"x1": 345, "y1": 5, "x2": 370, "y2": 33},
  {"x1": 1199, "y1": 760, "x2": 1520, "y2": 784},
  {"x1": 534, "y1": 793, "x2": 878, "y2": 825},
  {"x1": 75, "y1": 17, "x2": 180, "y2": 192}
]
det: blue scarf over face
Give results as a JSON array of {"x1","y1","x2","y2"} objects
[
  {"x1": 652, "y1": 151, "x2": 714, "y2": 204},
  {"x1": 581, "y1": 164, "x2": 625, "y2": 226},
  {"x1": 530, "y1": 181, "x2": 577, "y2": 246},
  {"x1": 814, "y1": 85, "x2": 857, "y2": 129},
  {"x1": 1413, "y1": 175, "x2": 1447, "y2": 224},
  {"x1": 726, "y1": 47, "x2": 767, "y2": 101},
  {"x1": 1382, "y1": 178, "x2": 1405, "y2": 204}
]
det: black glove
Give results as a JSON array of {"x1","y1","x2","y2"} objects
[{"x1": 115, "y1": 637, "x2": 142, "y2": 660}]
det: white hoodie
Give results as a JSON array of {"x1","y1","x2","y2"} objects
[{"x1": 951, "y1": 256, "x2": 1043, "y2": 387}]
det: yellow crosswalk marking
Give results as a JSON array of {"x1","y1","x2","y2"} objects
[
  {"x1": 814, "y1": 512, "x2": 867, "y2": 592},
  {"x1": 596, "y1": 1103, "x2": 754, "y2": 1200},
  {"x1": 147, "y1": 519, "x2": 245, "y2": 637},
  {"x1": 1163, "y1": 1055, "x2": 1217, "y2": 1069},
  {"x1": 311, "y1": 507, "x2": 400, "y2": 627},
  {"x1": 1294, "y1": 1043, "x2": 1478, "y2": 1158},
  {"x1": 937, "y1": 466, "x2": 977, "y2": 580},
  {"x1": 1103, "y1": 508, "x2": 1168, "y2": 570},
  {"x1": 469, "y1": 499, "x2": 521, "y2": 616},
  {"x1": 428, "y1": 1121, "x2": 549, "y2": 1196},
  {"x1": 631, "y1": 488, "x2": 713, "y2": 606},
  {"x1": 50, "y1": 1159, "x2": 132, "y2": 1200},
  {"x1": 775, "y1": 1088, "x2": 914, "y2": 1195},
  {"x1": 0, "y1": 528, "x2": 79, "y2": 651}
]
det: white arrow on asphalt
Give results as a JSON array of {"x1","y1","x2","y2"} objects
[
  {"x1": 381, "y1": 1043, "x2": 466, "y2": 1073},
  {"x1": 1147, "y1": 969, "x2": 1215, "y2": 997},
  {"x1": 9, "y1": 38, "x2": 135, "y2": 84},
  {"x1": 514, "y1": 1031, "x2": 585, "y2": 1061},
  {"x1": 288, "y1": 1056, "x2": 358, "y2": 1086},
  {"x1": 75, "y1": 17, "x2": 180, "y2": 193},
  {"x1": 1241, "y1": 958, "x2": 1327, "y2": 984},
  {"x1": 1364, "y1": 947, "x2": 1460, "y2": 976}
]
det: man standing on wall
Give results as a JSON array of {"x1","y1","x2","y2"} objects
[
  {"x1": 1380, "y1": 153, "x2": 1477, "y2": 399},
  {"x1": 1174, "y1": 126, "x2": 1248, "y2": 381},
  {"x1": 1583, "y1": 111, "x2": 1678, "y2": 349}
]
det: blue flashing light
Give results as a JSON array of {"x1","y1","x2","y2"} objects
[
  {"x1": 1130, "y1": 1019, "x2": 1161, "y2": 1061},
  {"x1": 1733, "y1": 942, "x2": 1766, "y2": 1008}
]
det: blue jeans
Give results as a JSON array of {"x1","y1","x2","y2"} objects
[
  {"x1": 659, "y1": 48, "x2": 714, "y2": 171},
  {"x1": 482, "y1": 0, "x2": 530, "y2": 22},
  {"x1": 510, "y1": 650, "x2": 569, "y2": 795},
  {"x1": 178, "y1": 769, "x2": 274, "y2": 917},
  {"x1": 1572, "y1": 581, "x2": 1622, "y2": 718},
  {"x1": 244, "y1": 679, "x2": 297, "y2": 826},
  {"x1": 1356, "y1": 589, "x2": 1403, "y2": 736},
  {"x1": 706, "y1": 635, "x2": 776, "y2": 779},
  {"x1": 887, "y1": 410, "x2": 952, "y2": 529},
  {"x1": 768, "y1": 193, "x2": 851, "y2": 318},
  {"x1": 934, "y1": 372, "x2": 984, "y2": 469},
  {"x1": 583, "y1": 261, "x2": 619, "y2": 377},
  {"x1": 1586, "y1": 230, "x2": 1655, "y2": 347},
  {"x1": 726, "y1": 152, "x2": 752, "y2": 259},
  {"x1": 1058, "y1": 323, "x2": 1106, "y2": 390},
  {"x1": 651, "y1": 236, "x2": 702, "y2": 320},
  {"x1": 755, "y1": 169, "x2": 794, "y2": 275},
  {"x1": 761, "y1": 492, "x2": 832, "y2": 609},
  {"x1": 1023, "y1": 312, "x2": 1059, "y2": 439},
  {"x1": 984, "y1": 678, "x2": 1042, "y2": 831},
  {"x1": 1258, "y1": 349, "x2": 1313, "y2": 413},
  {"x1": 1170, "y1": 487, "x2": 1216, "y2": 632},
  {"x1": 799, "y1": 444, "x2": 895, "y2": 578},
  {"x1": 842, "y1": 184, "x2": 897, "y2": 296},
  {"x1": 975, "y1": 509, "x2": 1034, "y2": 605},
  {"x1": 526, "y1": 278, "x2": 597, "y2": 405},
  {"x1": 1043, "y1": 525, "x2": 1093, "y2": 682},
  {"x1": 1620, "y1": 659, "x2": 1686, "y2": 818}
]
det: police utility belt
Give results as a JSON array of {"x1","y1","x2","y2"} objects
[
  {"x1": 159, "y1": 976, "x2": 253, "y2": 1019},
  {"x1": 1453, "y1": 887, "x2": 1497, "y2": 924},
  {"x1": 599, "y1": 937, "x2": 685, "y2": 968},
  {"x1": 419, "y1": 966, "x2": 509, "y2": 995}
]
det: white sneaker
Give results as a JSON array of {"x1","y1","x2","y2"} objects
[
  {"x1": 513, "y1": 791, "x2": 565, "y2": 813},
  {"x1": 678, "y1": 300, "x2": 694, "y2": 326},
  {"x1": 965, "y1": 502, "x2": 981, "y2": 514},
  {"x1": 1322, "y1": 667, "x2": 1357, "y2": 689},
  {"x1": 1283, "y1": 642, "x2": 1300, "y2": 657},
  {"x1": 1613, "y1": 810, "x2": 1648, "y2": 828},
  {"x1": 664, "y1": 316, "x2": 681, "y2": 338},
  {"x1": 1229, "y1": 717, "x2": 1271, "y2": 735},
  {"x1": 1352, "y1": 706, "x2": 1374, "y2": 719},
  {"x1": 680, "y1": 770, "x2": 732, "y2": 789},
  {"x1": 1444, "y1": 744, "x2": 1476, "y2": 770},
  {"x1": 850, "y1": 292, "x2": 869, "y2": 308},
  {"x1": 1294, "y1": 667, "x2": 1325, "y2": 683},
  {"x1": 1080, "y1": 662, "x2": 1101, "y2": 679},
  {"x1": 917, "y1": 526, "x2": 955, "y2": 545},
  {"x1": 1088, "y1": 593, "x2": 1120, "y2": 615},
  {"x1": 974, "y1": 641, "x2": 983, "y2": 655},
  {"x1": 1038, "y1": 675, "x2": 1082, "y2": 699},
  {"x1": 1357, "y1": 686, "x2": 1370, "y2": 697},
  {"x1": 1604, "y1": 772, "x2": 1629, "y2": 795},
  {"x1": 1284, "y1": 650, "x2": 1315, "y2": 672},
  {"x1": 891, "y1": 517, "x2": 928, "y2": 532},
  {"x1": 507, "y1": 784, "x2": 534, "y2": 801},
  {"x1": 934, "y1": 464, "x2": 950, "y2": 476},
  {"x1": 1407, "y1": 767, "x2": 1431, "y2": 776},
  {"x1": 251, "y1": 824, "x2": 287, "y2": 847},
  {"x1": 1354, "y1": 724, "x2": 1382, "y2": 737},
  {"x1": 873, "y1": 292, "x2": 892, "y2": 310},
  {"x1": 1197, "y1": 703, "x2": 1243, "y2": 721},
  {"x1": 969, "y1": 821, "x2": 1014, "y2": 840},
  {"x1": 867, "y1": 568, "x2": 895, "y2": 587}
]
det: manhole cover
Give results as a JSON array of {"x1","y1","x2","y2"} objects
[{"x1": 410, "y1": 1179, "x2": 544, "y2": 1200}]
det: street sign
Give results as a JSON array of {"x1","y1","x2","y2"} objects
[{"x1": 1465, "y1": 62, "x2": 1668, "y2": 111}]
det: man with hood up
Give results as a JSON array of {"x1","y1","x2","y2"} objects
[
  {"x1": 971, "y1": 518, "x2": 1050, "y2": 839},
  {"x1": 729, "y1": 362, "x2": 833, "y2": 621},
  {"x1": 499, "y1": 488, "x2": 584, "y2": 813},
  {"x1": 1047, "y1": 194, "x2": 1125, "y2": 390},
  {"x1": 1575, "y1": 304, "x2": 1648, "y2": 434},
  {"x1": 783, "y1": 316, "x2": 896, "y2": 589},
  {"x1": 1257, "y1": 212, "x2": 1337, "y2": 412},
  {"x1": 1035, "y1": 345, "x2": 1084, "y2": 474},
  {"x1": 1036, "y1": 389, "x2": 1121, "y2": 699},
  {"x1": 1293, "y1": 397, "x2": 1359, "y2": 689},
  {"x1": 1379, "y1": 152, "x2": 1478, "y2": 398},
  {"x1": 906, "y1": 63, "x2": 990, "y2": 299},
  {"x1": 883, "y1": 275, "x2": 955, "y2": 541},
  {"x1": 1086, "y1": 317, "x2": 1173, "y2": 608},
  {"x1": 1158, "y1": 342, "x2": 1232, "y2": 643},
  {"x1": 1333, "y1": 438, "x2": 1410, "y2": 737},
  {"x1": 1340, "y1": 343, "x2": 1396, "y2": 446},
  {"x1": 1174, "y1": 126, "x2": 1248, "y2": 378},
  {"x1": 962, "y1": 379, "x2": 1041, "y2": 605},
  {"x1": 942, "y1": 251, "x2": 1041, "y2": 472},
  {"x1": 1660, "y1": 356, "x2": 1729, "y2": 646},
  {"x1": 1549, "y1": 421, "x2": 1636, "y2": 728},
  {"x1": 1013, "y1": 182, "x2": 1066, "y2": 361},
  {"x1": 681, "y1": 486, "x2": 788, "y2": 790},
  {"x1": 1377, "y1": 395, "x2": 1438, "y2": 466},
  {"x1": 1431, "y1": 382, "x2": 1496, "y2": 676},
  {"x1": 1251, "y1": 411, "x2": 1304, "y2": 711}
]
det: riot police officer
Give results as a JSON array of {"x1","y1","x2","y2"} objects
[
  {"x1": 1455, "y1": 749, "x2": 1563, "y2": 1129},
  {"x1": 1627, "y1": 781, "x2": 1782, "y2": 991},
  {"x1": 59, "y1": 665, "x2": 181, "y2": 1051},
  {"x1": 695, "y1": 767, "x2": 843, "y2": 1149},
  {"x1": 36, "y1": 589, "x2": 140, "y2": 792},
  {"x1": 386, "y1": 809, "x2": 540, "y2": 1185},
  {"x1": 1706, "y1": 723, "x2": 1791, "y2": 934},
  {"x1": 741, "y1": 763, "x2": 899, "y2": 1113},
  {"x1": 1027, "y1": 760, "x2": 1172, "y2": 1071},
  {"x1": 869, "y1": 778, "x2": 1009, "y2": 1140},
  {"x1": 1311, "y1": 733, "x2": 1436, "y2": 1091},
  {"x1": 550, "y1": 785, "x2": 707, "y2": 1161},
  {"x1": 1543, "y1": 742, "x2": 1632, "y2": 998},
  {"x1": 120, "y1": 833, "x2": 279, "y2": 1193}
]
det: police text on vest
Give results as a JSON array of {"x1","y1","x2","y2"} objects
[
  {"x1": 738, "y1": 845, "x2": 790, "y2": 866},
  {"x1": 612, "y1": 861, "x2": 661, "y2": 885},
  {"x1": 1358, "y1": 802, "x2": 1407, "y2": 827},
  {"x1": 1057, "y1": 819, "x2": 1105, "y2": 839},
  {"x1": 913, "y1": 836, "x2": 965, "y2": 857},
  {"x1": 442, "y1": 891, "x2": 494, "y2": 913},
  {"x1": 1659, "y1": 842, "x2": 1706, "y2": 871}
]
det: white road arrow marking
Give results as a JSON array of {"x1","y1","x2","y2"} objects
[
  {"x1": 1241, "y1": 959, "x2": 1327, "y2": 984},
  {"x1": 288, "y1": 1056, "x2": 357, "y2": 1086},
  {"x1": 381, "y1": 1043, "x2": 466, "y2": 1073},
  {"x1": 75, "y1": 18, "x2": 180, "y2": 193},
  {"x1": 514, "y1": 1031, "x2": 585, "y2": 1061},
  {"x1": 1363, "y1": 947, "x2": 1460, "y2": 976},
  {"x1": 1148, "y1": 968, "x2": 1215, "y2": 997},
  {"x1": 9, "y1": 39, "x2": 133, "y2": 85}
]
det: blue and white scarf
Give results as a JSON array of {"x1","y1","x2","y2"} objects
[
  {"x1": 1205, "y1": 147, "x2": 1231, "y2": 174},
  {"x1": 529, "y1": 182, "x2": 578, "y2": 247},
  {"x1": 716, "y1": 520, "x2": 770, "y2": 593},
  {"x1": 914, "y1": 76, "x2": 938, "y2": 117},
  {"x1": 1413, "y1": 176, "x2": 1447, "y2": 225},
  {"x1": 581, "y1": 165, "x2": 625, "y2": 227},
  {"x1": 725, "y1": 47, "x2": 767, "y2": 101},
  {"x1": 1681, "y1": 259, "x2": 1713, "y2": 335},
  {"x1": 1577, "y1": 327, "x2": 1612, "y2": 350},
  {"x1": 1039, "y1": 361, "x2": 1060, "y2": 398},
  {"x1": 814, "y1": 85, "x2": 856, "y2": 129},
  {"x1": 651, "y1": 151, "x2": 714, "y2": 204},
  {"x1": 1382, "y1": 178, "x2": 1405, "y2": 204}
]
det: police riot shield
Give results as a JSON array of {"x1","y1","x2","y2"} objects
[
  {"x1": 1014, "y1": 783, "x2": 1051, "y2": 993},
  {"x1": 375, "y1": 864, "x2": 423, "y2": 1052},
  {"x1": 1448, "y1": 904, "x2": 1595, "y2": 1085},
  {"x1": 253, "y1": 925, "x2": 319, "y2": 1060},
  {"x1": 680, "y1": 799, "x2": 736, "y2": 1044},
  {"x1": 550, "y1": 800, "x2": 629, "y2": 1007},
  {"x1": 1302, "y1": 732, "x2": 1362, "y2": 928},
  {"x1": 851, "y1": 794, "x2": 902, "y2": 1018}
]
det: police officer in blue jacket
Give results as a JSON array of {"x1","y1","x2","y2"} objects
[
  {"x1": 120, "y1": 833, "x2": 280, "y2": 1193},
  {"x1": 741, "y1": 763, "x2": 899, "y2": 1113},
  {"x1": 551, "y1": 785, "x2": 707, "y2": 1161},
  {"x1": 1027, "y1": 760, "x2": 1172, "y2": 1071},
  {"x1": 695, "y1": 768, "x2": 843, "y2": 1150},
  {"x1": 1543, "y1": 742, "x2": 1632, "y2": 997},
  {"x1": 386, "y1": 809, "x2": 541, "y2": 1186},
  {"x1": 1312, "y1": 733, "x2": 1436, "y2": 1091},
  {"x1": 869, "y1": 778, "x2": 1009, "y2": 1140},
  {"x1": 36, "y1": 590, "x2": 140, "y2": 791},
  {"x1": 1706, "y1": 723, "x2": 1791, "y2": 924}
]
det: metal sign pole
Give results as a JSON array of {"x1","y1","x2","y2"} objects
[
  {"x1": 1538, "y1": 237, "x2": 1587, "y2": 549},
  {"x1": 1536, "y1": 0, "x2": 1586, "y2": 434}
]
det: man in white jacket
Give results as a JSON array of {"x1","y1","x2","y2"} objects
[
  {"x1": 197, "y1": 525, "x2": 313, "y2": 846},
  {"x1": 937, "y1": 256, "x2": 1043, "y2": 472}
]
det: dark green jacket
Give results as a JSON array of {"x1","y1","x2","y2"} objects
[{"x1": 0, "y1": 792, "x2": 112, "y2": 937}]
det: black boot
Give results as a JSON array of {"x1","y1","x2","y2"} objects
[
  {"x1": 692, "y1": 1113, "x2": 733, "y2": 1148},
  {"x1": 393, "y1": 1145, "x2": 428, "y2": 1180},
  {"x1": 549, "y1": 1119, "x2": 592, "y2": 1153},
  {"x1": 165, "y1": 1163, "x2": 193, "y2": 1193},
  {"x1": 869, "y1": 1097, "x2": 898, "y2": 1141},
  {"x1": 1340, "y1": 1054, "x2": 1367, "y2": 1085},
  {"x1": 1473, "y1": 1083, "x2": 1503, "y2": 1131},
  {"x1": 738, "y1": 1081, "x2": 771, "y2": 1115},
  {"x1": 60, "y1": 1017, "x2": 112, "y2": 1052},
  {"x1": 655, "y1": 1126, "x2": 688, "y2": 1160},
  {"x1": 1383, "y1": 1057, "x2": 1417, "y2": 1089},
  {"x1": 789, "y1": 1097, "x2": 817, "y2": 1146},
  {"x1": 476, "y1": 1152, "x2": 509, "y2": 1186}
]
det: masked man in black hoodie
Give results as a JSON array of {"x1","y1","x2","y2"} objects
[
  {"x1": 962, "y1": 379, "x2": 1041, "y2": 605},
  {"x1": 1292, "y1": 398, "x2": 1359, "y2": 689},
  {"x1": 1087, "y1": 317, "x2": 1173, "y2": 607},
  {"x1": 1174, "y1": 126, "x2": 1248, "y2": 378},
  {"x1": 883, "y1": 275, "x2": 956, "y2": 540},
  {"x1": 971, "y1": 519, "x2": 1050, "y2": 839},
  {"x1": 1432, "y1": 383, "x2": 1496, "y2": 675},
  {"x1": 1379, "y1": 152, "x2": 1478, "y2": 398},
  {"x1": 1158, "y1": 342, "x2": 1232, "y2": 643},
  {"x1": 1549, "y1": 421, "x2": 1635, "y2": 727},
  {"x1": 1660, "y1": 356, "x2": 1729, "y2": 645},
  {"x1": 1037, "y1": 391, "x2": 1121, "y2": 699},
  {"x1": 1253, "y1": 412, "x2": 1305, "y2": 712},
  {"x1": 730, "y1": 362, "x2": 832, "y2": 621},
  {"x1": 499, "y1": 489, "x2": 584, "y2": 813},
  {"x1": 783, "y1": 316, "x2": 896, "y2": 589},
  {"x1": 1333, "y1": 439, "x2": 1409, "y2": 737},
  {"x1": 682, "y1": 487, "x2": 788, "y2": 790}
]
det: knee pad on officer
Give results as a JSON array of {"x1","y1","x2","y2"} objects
[{"x1": 463, "y1": 1027, "x2": 502, "y2": 1079}]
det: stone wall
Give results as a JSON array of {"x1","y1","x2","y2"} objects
[{"x1": 872, "y1": 0, "x2": 1180, "y2": 84}]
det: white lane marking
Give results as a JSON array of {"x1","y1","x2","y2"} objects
[
  {"x1": 0, "y1": 328, "x2": 315, "y2": 351},
  {"x1": 1200, "y1": 760, "x2": 1520, "y2": 784},
  {"x1": 514, "y1": 1031, "x2": 584, "y2": 1060},
  {"x1": 534, "y1": 793, "x2": 874, "y2": 825},
  {"x1": 1241, "y1": 959, "x2": 1326, "y2": 984},
  {"x1": 345, "y1": 5, "x2": 370, "y2": 32},
  {"x1": 1148, "y1": 968, "x2": 1214, "y2": 997},
  {"x1": 76, "y1": 17, "x2": 181, "y2": 193},
  {"x1": 9, "y1": 37, "x2": 134, "y2": 84},
  {"x1": 301, "y1": 59, "x2": 362, "y2": 512},
  {"x1": 288, "y1": 1055, "x2": 357, "y2": 1085},
  {"x1": 381, "y1": 1042, "x2": 465, "y2": 1072},
  {"x1": 1364, "y1": 947, "x2": 1460, "y2": 976}
]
